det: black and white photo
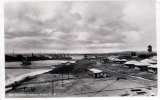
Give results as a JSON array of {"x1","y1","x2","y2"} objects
[{"x1": 4, "y1": 0, "x2": 157, "y2": 97}]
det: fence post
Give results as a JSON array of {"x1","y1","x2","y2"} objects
[
  {"x1": 61, "y1": 73, "x2": 64, "y2": 87},
  {"x1": 68, "y1": 72, "x2": 69, "y2": 80},
  {"x1": 51, "y1": 80, "x2": 54, "y2": 95}
]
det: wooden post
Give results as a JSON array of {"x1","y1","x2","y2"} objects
[
  {"x1": 23, "y1": 87, "x2": 26, "y2": 93},
  {"x1": 81, "y1": 87, "x2": 83, "y2": 95},
  {"x1": 61, "y1": 73, "x2": 64, "y2": 87},
  {"x1": 51, "y1": 80, "x2": 54, "y2": 95},
  {"x1": 68, "y1": 72, "x2": 69, "y2": 80}
]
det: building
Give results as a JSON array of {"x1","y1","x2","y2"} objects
[
  {"x1": 107, "y1": 56, "x2": 127, "y2": 64},
  {"x1": 148, "y1": 65, "x2": 157, "y2": 73},
  {"x1": 131, "y1": 52, "x2": 136, "y2": 57},
  {"x1": 134, "y1": 62, "x2": 149, "y2": 71},
  {"x1": 125, "y1": 60, "x2": 150, "y2": 71},
  {"x1": 88, "y1": 68, "x2": 108, "y2": 78},
  {"x1": 124, "y1": 60, "x2": 139, "y2": 68},
  {"x1": 141, "y1": 57, "x2": 157, "y2": 65},
  {"x1": 113, "y1": 59, "x2": 127, "y2": 64}
]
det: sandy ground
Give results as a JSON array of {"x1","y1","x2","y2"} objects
[
  {"x1": 5, "y1": 69, "x2": 43, "y2": 80},
  {"x1": 6, "y1": 74, "x2": 157, "y2": 97},
  {"x1": 6, "y1": 63, "x2": 157, "y2": 97}
]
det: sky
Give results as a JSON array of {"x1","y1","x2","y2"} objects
[{"x1": 5, "y1": 0, "x2": 156, "y2": 53}]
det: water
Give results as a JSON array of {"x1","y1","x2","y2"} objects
[
  {"x1": 5, "y1": 60, "x2": 75, "y2": 68},
  {"x1": 5, "y1": 60, "x2": 76, "y2": 81},
  {"x1": 71, "y1": 55, "x2": 84, "y2": 60}
]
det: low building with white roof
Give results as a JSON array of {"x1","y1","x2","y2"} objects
[
  {"x1": 88, "y1": 68, "x2": 108, "y2": 78},
  {"x1": 124, "y1": 60, "x2": 139, "y2": 68},
  {"x1": 134, "y1": 62, "x2": 150, "y2": 71},
  {"x1": 124, "y1": 60, "x2": 151, "y2": 71},
  {"x1": 141, "y1": 58, "x2": 157, "y2": 65},
  {"x1": 148, "y1": 65, "x2": 157, "y2": 73}
]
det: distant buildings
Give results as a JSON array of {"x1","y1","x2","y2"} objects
[
  {"x1": 124, "y1": 56, "x2": 157, "y2": 73},
  {"x1": 131, "y1": 52, "x2": 136, "y2": 57}
]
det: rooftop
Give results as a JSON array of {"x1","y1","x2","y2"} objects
[{"x1": 88, "y1": 68, "x2": 103, "y2": 73}]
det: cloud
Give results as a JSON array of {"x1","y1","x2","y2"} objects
[
  {"x1": 122, "y1": 0, "x2": 156, "y2": 49},
  {"x1": 5, "y1": 0, "x2": 156, "y2": 53}
]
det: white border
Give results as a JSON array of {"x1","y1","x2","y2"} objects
[
  {"x1": 0, "y1": 0, "x2": 160, "y2": 100},
  {"x1": 0, "y1": 0, "x2": 5, "y2": 99}
]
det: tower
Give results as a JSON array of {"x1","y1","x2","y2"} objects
[{"x1": 147, "y1": 45, "x2": 152, "y2": 53}]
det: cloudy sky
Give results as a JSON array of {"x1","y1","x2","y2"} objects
[{"x1": 5, "y1": 0, "x2": 156, "y2": 53}]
